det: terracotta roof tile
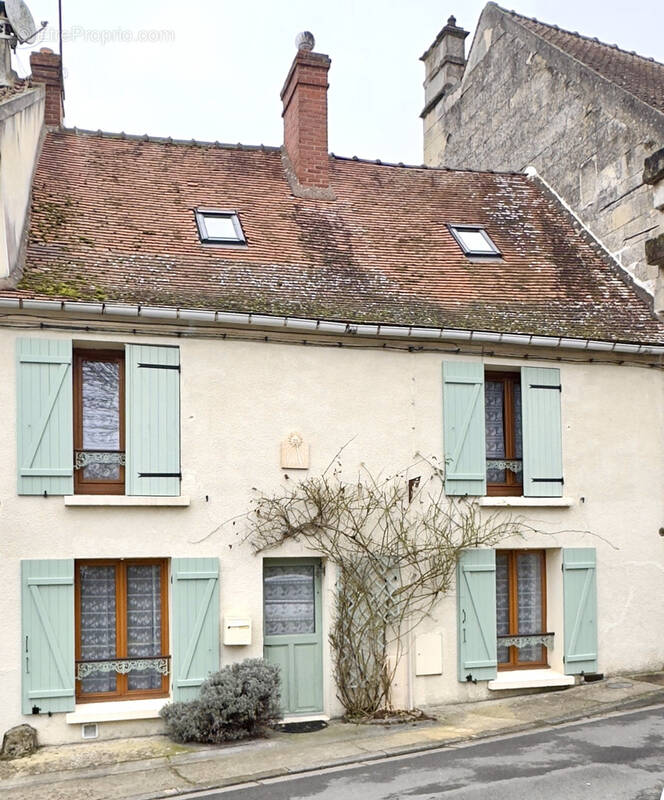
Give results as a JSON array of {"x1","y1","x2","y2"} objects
[
  {"x1": 7, "y1": 128, "x2": 664, "y2": 344},
  {"x1": 0, "y1": 79, "x2": 32, "y2": 103},
  {"x1": 502, "y1": 7, "x2": 664, "y2": 114}
]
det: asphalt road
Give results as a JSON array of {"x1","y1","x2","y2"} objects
[{"x1": 179, "y1": 705, "x2": 664, "y2": 800}]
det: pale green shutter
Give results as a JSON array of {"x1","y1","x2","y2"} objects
[
  {"x1": 521, "y1": 367, "x2": 563, "y2": 497},
  {"x1": 172, "y1": 558, "x2": 220, "y2": 701},
  {"x1": 125, "y1": 345, "x2": 180, "y2": 496},
  {"x1": 457, "y1": 549, "x2": 497, "y2": 682},
  {"x1": 443, "y1": 362, "x2": 486, "y2": 496},
  {"x1": 21, "y1": 559, "x2": 75, "y2": 715},
  {"x1": 16, "y1": 338, "x2": 73, "y2": 496},
  {"x1": 563, "y1": 548, "x2": 598, "y2": 675}
]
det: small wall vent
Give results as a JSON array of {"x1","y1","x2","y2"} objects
[{"x1": 81, "y1": 722, "x2": 98, "y2": 740}]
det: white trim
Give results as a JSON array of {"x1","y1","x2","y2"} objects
[
  {"x1": 488, "y1": 669, "x2": 575, "y2": 691},
  {"x1": 478, "y1": 497, "x2": 574, "y2": 508},
  {"x1": 66, "y1": 698, "x2": 168, "y2": 724},
  {"x1": 64, "y1": 495, "x2": 190, "y2": 507},
  {"x1": 1, "y1": 296, "x2": 662, "y2": 354}
]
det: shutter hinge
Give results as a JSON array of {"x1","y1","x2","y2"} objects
[
  {"x1": 532, "y1": 477, "x2": 564, "y2": 484},
  {"x1": 138, "y1": 363, "x2": 180, "y2": 371},
  {"x1": 529, "y1": 384, "x2": 561, "y2": 391},
  {"x1": 138, "y1": 472, "x2": 182, "y2": 478}
]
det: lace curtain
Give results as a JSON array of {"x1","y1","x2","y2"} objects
[
  {"x1": 264, "y1": 565, "x2": 315, "y2": 636},
  {"x1": 126, "y1": 565, "x2": 162, "y2": 690},
  {"x1": 485, "y1": 380, "x2": 522, "y2": 483},
  {"x1": 496, "y1": 552, "x2": 543, "y2": 664},
  {"x1": 79, "y1": 564, "x2": 163, "y2": 694},
  {"x1": 79, "y1": 565, "x2": 117, "y2": 694},
  {"x1": 81, "y1": 359, "x2": 121, "y2": 480},
  {"x1": 516, "y1": 553, "x2": 542, "y2": 662},
  {"x1": 485, "y1": 381, "x2": 506, "y2": 483}
]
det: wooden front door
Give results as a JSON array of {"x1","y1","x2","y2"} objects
[{"x1": 263, "y1": 558, "x2": 323, "y2": 716}]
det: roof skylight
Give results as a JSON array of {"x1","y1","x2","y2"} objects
[
  {"x1": 448, "y1": 224, "x2": 500, "y2": 257},
  {"x1": 195, "y1": 209, "x2": 246, "y2": 245}
]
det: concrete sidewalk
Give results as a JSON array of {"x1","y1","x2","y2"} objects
[{"x1": 2, "y1": 672, "x2": 664, "y2": 800}]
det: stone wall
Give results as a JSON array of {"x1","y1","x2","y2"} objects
[{"x1": 422, "y1": 6, "x2": 664, "y2": 301}]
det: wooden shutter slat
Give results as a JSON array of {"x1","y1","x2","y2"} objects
[
  {"x1": 443, "y1": 362, "x2": 486, "y2": 496},
  {"x1": 563, "y1": 548, "x2": 598, "y2": 675},
  {"x1": 21, "y1": 559, "x2": 75, "y2": 714},
  {"x1": 457, "y1": 549, "x2": 497, "y2": 681},
  {"x1": 125, "y1": 344, "x2": 181, "y2": 497},
  {"x1": 16, "y1": 339, "x2": 73, "y2": 496},
  {"x1": 522, "y1": 367, "x2": 563, "y2": 497},
  {"x1": 171, "y1": 558, "x2": 220, "y2": 701}
]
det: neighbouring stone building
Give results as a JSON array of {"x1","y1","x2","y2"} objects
[{"x1": 421, "y1": 4, "x2": 664, "y2": 310}]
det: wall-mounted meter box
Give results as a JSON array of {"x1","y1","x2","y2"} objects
[{"x1": 223, "y1": 617, "x2": 252, "y2": 646}]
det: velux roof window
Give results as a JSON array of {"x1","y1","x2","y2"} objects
[
  {"x1": 448, "y1": 224, "x2": 501, "y2": 257},
  {"x1": 195, "y1": 209, "x2": 246, "y2": 245}
]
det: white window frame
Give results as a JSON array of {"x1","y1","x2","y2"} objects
[
  {"x1": 194, "y1": 209, "x2": 246, "y2": 245},
  {"x1": 447, "y1": 224, "x2": 501, "y2": 257}
]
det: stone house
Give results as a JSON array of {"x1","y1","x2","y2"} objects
[
  {"x1": 1, "y1": 35, "x2": 664, "y2": 746},
  {"x1": 421, "y1": 4, "x2": 664, "y2": 310}
]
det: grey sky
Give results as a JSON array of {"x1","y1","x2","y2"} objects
[{"x1": 13, "y1": 1, "x2": 664, "y2": 165}]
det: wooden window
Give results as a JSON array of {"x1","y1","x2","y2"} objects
[
  {"x1": 73, "y1": 350, "x2": 125, "y2": 494},
  {"x1": 485, "y1": 371, "x2": 522, "y2": 496},
  {"x1": 75, "y1": 559, "x2": 169, "y2": 702},
  {"x1": 496, "y1": 550, "x2": 547, "y2": 670}
]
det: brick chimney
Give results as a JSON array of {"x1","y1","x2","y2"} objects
[
  {"x1": 281, "y1": 32, "x2": 334, "y2": 199},
  {"x1": 30, "y1": 48, "x2": 64, "y2": 127},
  {"x1": 420, "y1": 16, "x2": 469, "y2": 118}
]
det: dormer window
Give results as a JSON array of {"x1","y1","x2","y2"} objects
[
  {"x1": 195, "y1": 209, "x2": 246, "y2": 245},
  {"x1": 448, "y1": 224, "x2": 500, "y2": 257}
]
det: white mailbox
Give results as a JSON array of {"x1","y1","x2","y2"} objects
[{"x1": 223, "y1": 617, "x2": 252, "y2": 646}]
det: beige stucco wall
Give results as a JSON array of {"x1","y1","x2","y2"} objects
[
  {"x1": 0, "y1": 87, "x2": 44, "y2": 282},
  {"x1": 0, "y1": 318, "x2": 663, "y2": 744}
]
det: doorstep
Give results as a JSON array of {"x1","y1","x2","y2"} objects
[
  {"x1": 281, "y1": 713, "x2": 330, "y2": 724},
  {"x1": 488, "y1": 669, "x2": 575, "y2": 691},
  {"x1": 66, "y1": 698, "x2": 169, "y2": 724}
]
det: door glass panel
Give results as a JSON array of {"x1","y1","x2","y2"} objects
[
  {"x1": 495, "y1": 553, "x2": 510, "y2": 663},
  {"x1": 79, "y1": 565, "x2": 117, "y2": 694},
  {"x1": 264, "y1": 565, "x2": 315, "y2": 636},
  {"x1": 485, "y1": 380, "x2": 506, "y2": 483},
  {"x1": 516, "y1": 552, "x2": 543, "y2": 662},
  {"x1": 81, "y1": 359, "x2": 121, "y2": 480},
  {"x1": 126, "y1": 565, "x2": 163, "y2": 691}
]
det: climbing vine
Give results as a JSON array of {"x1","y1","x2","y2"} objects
[{"x1": 246, "y1": 459, "x2": 523, "y2": 718}]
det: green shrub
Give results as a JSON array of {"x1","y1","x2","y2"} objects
[{"x1": 160, "y1": 659, "x2": 281, "y2": 744}]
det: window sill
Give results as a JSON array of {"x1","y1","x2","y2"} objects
[
  {"x1": 478, "y1": 497, "x2": 574, "y2": 508},
  {"x1": 64, "y1": 495, "x2": 190, "y2": 507},
  {"x1": 488, "y1": 669, "x2": 575, "y2": 691},
  {"x1": 66, "y1": 698, "x2": 169, "y2": 724}
]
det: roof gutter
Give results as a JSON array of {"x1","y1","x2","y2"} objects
[{"x1": 1, "y1": 296, "x2": 663, "y2": 356}]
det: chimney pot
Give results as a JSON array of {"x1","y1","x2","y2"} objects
[{"x1": 295, "y1": 31, "x2": 315, "y2": 51}]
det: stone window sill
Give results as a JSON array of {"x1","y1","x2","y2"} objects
[
  {"x1": 64, "y1": 495, "x2": 190, "y2": 507},
  {"x1": 66, "y1": 698, "x2": 169, "y2": 724},
  {"x1": 478, "y1": 497, "x2": 574, "y2": 508},
  {"x1": 488, "y1": 669, "x2": 575, "y2": 691}
]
